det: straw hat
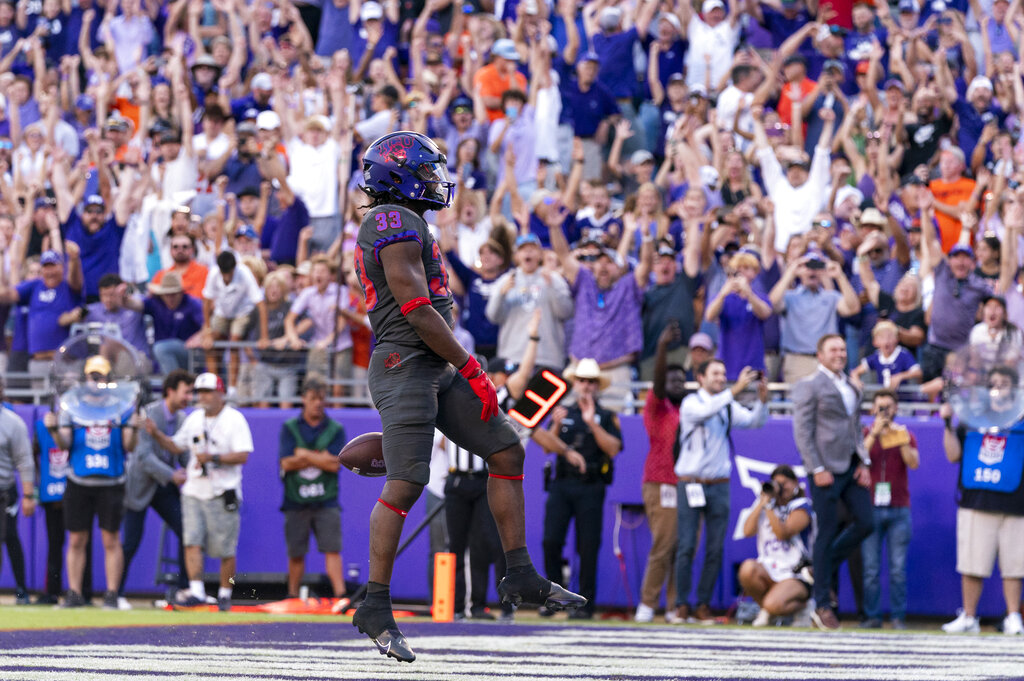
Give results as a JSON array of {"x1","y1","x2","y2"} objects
[
  {"x1": 563, "y1": 358, "x2": 611, "y2": 391},
  {"x1": 148, "y1": 271, "x2": 184, "y2": 295}
]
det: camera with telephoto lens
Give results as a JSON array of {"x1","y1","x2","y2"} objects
[{"x1": 762, "y1": 480, "x2": 780, "y2": 496}]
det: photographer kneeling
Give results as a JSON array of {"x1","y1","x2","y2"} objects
[{"x1": 738, "y1": 465, "x2": 816, "y2": 626}]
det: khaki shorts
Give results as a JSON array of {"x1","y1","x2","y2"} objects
[
  {"x1": 210, "y1": 313, "x2": 251, "y2": 339},
  {"x1": 956, "y1": 507, "x2": 1024, "y2": 578},
  {"x1": 182, "y1": 493, "x2": 241, "y2": 559}
]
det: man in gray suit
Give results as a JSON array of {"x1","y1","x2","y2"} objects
[
  {"x1": 119, "y1": 370, "x2": 193, "y2": 602},
  {"x1": 792, "y1": 333, "x2": 874, "y2": 630}
]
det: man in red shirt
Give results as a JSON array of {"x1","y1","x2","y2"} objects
[
  {"x1": 635, "y1": 322, "x2": 689, "y2": 623},
  {"x1": 861, "y1": 389, "x2": 919, "y2": 629}
]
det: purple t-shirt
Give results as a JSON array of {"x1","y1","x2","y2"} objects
[
  {"x1": 570, "y1": 267, "x2": 643, "y2": 364},
  {"x1": 928, "y1": 259, "x2": 989, "y2": 349},
  {"x1": 16, "y1": 278, "x2": 80, "y2": 354},
  {"x1": 86, "y1": 301, "x2": 150, "y2": 358},
  {"x1": 261, "y1": 196, "x2": 310, "y2": 266},
  {"x1": 718, "y1": 292, "x2": 768, "y2": 379},
  {"x1": 863, "y1": 346, "x2": 919, "y2": 385},
  {"x1": 143, "y1": 293, "x2": 204, "y2": 342},
  {"x1": 64, "y1": 214, "x2": 125, "y2": 298}
]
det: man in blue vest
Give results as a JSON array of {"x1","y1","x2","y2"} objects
[
  {"x1": 43, "y1": 355, "x2": 138, "y2": 609},
  {"x1": 278, "y1": 375, "x2": 348, "y2": 600},
  {"x1": 940, "y1": 366, "x2": 1024, "y2": 635}
]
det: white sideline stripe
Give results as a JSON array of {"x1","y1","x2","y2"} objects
[{"x1": 4, "y1": 628, "x2": 1024, "y2": 681}]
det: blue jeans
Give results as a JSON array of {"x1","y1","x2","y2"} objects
[
  {"x1": 861, "y1": 505, "x2": 912, "y2": 621},
  {"x1": 153, "y1": 339, "x2": 190, "y2": 373},
  {"x1": 675, "y1": 481, "x2": 730, "y2": 608}
]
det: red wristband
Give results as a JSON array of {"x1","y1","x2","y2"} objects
[
  {"x1": 459, "y1": 354, "x2": 482, "y2": 378},
  {"x1": 400, "y1": 297, "x2": 431, "y2": 316},
  {"x1": 377, "y1": 497, "x2": 409, "y2": 517}
]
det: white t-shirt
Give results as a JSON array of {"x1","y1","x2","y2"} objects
[
  {"x1": 202, "y1": 261, "x2": 265, "y2": 319},
  {"x1": 174, "y1": 404, "x2": 253, "y2": 500},
  {"x1": 285, "y1": 137, "x2": 341, "y2": 218},
  {"x1": 685, "y1": 16, "x2": 740, "y2": 91},
  {"x1": 715, "y1": 84, "x2": 754, "y2": 152},
  {"x1": 194, "y1": 132, "x2": 231, "y2": 164}
]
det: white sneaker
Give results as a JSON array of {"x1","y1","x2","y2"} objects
[
  {"x1": 117, "y1": 597, "x2": 132, "y2": 611},
  {"x1": 634, "y1": 603, "x2": 654, "y2": 623},
  {"x1": 664, "y1": 609, "x2": 686, "y2": 624},
  {"x1": 942, "y1": 609, "x2": 980, "y2": 634},
  {"x1": 752, "y1": 608, "x2": 771, "y2": 627},
  {"x1": 1003, "y1": 612, "x2": 1024, "y2": 635},
  {"x1": 793, "y1": 598, "x2": 815, "y2": 628}
]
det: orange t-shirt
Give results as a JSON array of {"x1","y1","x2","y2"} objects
[
  {"x1": 114, "y1": 98, "x2": 141, "y2": 133},
  {"x1": 151, "y1": 261, "x2": 209, "y2": 300},
  {"x1": 777, "y1": 77, "x2": 816, "y2": 132},
  {"x1": 929, "y1": 177, "x2": 976, "y2": 253},
  {"x1": 473, "y1": 64, "x2": 528, "y2": 122},
  {"x1": 349, "y1": 292, "x2": 370, "y2": 370}
]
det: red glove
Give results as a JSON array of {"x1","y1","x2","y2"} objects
[{"x1": 459, "y1": 355, "x2": 500, "y2": 421}]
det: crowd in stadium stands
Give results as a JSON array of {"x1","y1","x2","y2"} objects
[
  {"x1": 0, "y1": 0, "x2": 1019, "y2": 405},
  {"x1": 4, "y1": 0, "x2": 1024, "y2": 629}
]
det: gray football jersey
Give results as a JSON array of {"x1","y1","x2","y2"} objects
[{"x1": 354, "y1": 203, "x2": 454, "y2": 347}]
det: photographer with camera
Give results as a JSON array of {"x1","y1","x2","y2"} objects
[
  {"x1": 738, "y1": 465, "x2": 815, "y2": 627},
  {"x1": 861, "y1": 389, "x2": 919, "y2": 629},
  {"x1": 543, "y1": 359, "x2": 622, "y2": 620},
  {"x1": 674, "y1": 361, "x2": 767, "y2": 623},
  {"x1": 150, "y1": 373, "x2": 253, "y2": 611}
]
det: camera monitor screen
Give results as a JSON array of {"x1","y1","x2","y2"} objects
[{"x1": 509, "y1": 370, "x2": 568, "y2": 429}]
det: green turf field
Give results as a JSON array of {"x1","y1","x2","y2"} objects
[{"x1": 0, "y1": 605, "x2": 346, "y2": 629}]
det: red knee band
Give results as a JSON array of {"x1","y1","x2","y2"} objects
[
  {"x1": 489, "y1": 473, "x2": 525, "y2": 481},
  {"x1": 377, "y1": 498, "x2": 409, "y2": 517},
  {"x1": 400, "y1": 297, "x2": 431, "y2": 316}
]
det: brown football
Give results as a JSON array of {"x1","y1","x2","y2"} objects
[{"x1": 338, "y1": 432, "x2": 387, "y2": 477}]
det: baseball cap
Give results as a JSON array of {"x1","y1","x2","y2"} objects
[
  {"x1": 688, "y1": 332, "x2": 714, "y2": 351},
  {"x1": 492, "y1": 38, "x2": 519, "y2": 61},
  {"x1": 667, "y1": 72, "x2": 686, "y2": 84},
  {"x1": 251, "y1": 72, "x2": 272, "y2": 91},
  {"x1": 236, "y1": 121, "x2": 258, "y2": 138},
  {"x1": 898, "y1": 0, "x2": 920, "y2": 12},
  {"x1": 39, "y1": 250, "x2": 62, "y2": 266},
  {"x1": 256, "y1": 110, "x2": 281, "y2": 130},
  {"x1": 783, "y1": 54, "x2": 807, "y2": 68},
  {"x1": 515, "y1": 233, "x2": 542, "y2": 249},
  {"x1": 598, "y1": 6, "x2": 623, "y2": 29},
  {"x1": 235, "y1": 224, "x2": 258, "y2": 240},
  {"x1": 576, "y1": 50, "x2": 601, "y2": 65},
  {"x1": 630, "y1": 149, "x2": 655, "y2": 165},
  {"x1": 450, "y1": 95, "x2": 473, "y2": 114},
  {"x1": 859, "y1": 207, "x2": 887, "y2": 228},
  {"x1": 949, "y1": 244, "x2": 975, "y2": 258},
  {"x1": 702, "y1": 0, "x2": 725, "y2": 12},
  {"x1": 487, "y1": 357, "x2": 518, "y2": 375},
  {"x1": 967, "y1": 75, "x2": 994, "y2": 99},
  {"x1": 361, "y1": 0, "x2": 383, "y2": 20},
  {"x1": 883, "y1": 78, "x2": 905, "y2": 92},
  {"x1": 34, "y1": 196, "x2": 56, "y2": 210},
  {"x1": 194, "y1": 372, "x2": 225, "y2": 392},
  {"x1": 75, "y1": 94, "x2": 95, "y2": 111},
  {"x1": 84, "y1": 194, "x2": 106, "y2": 209},
  {"x1": 84, "y1": 356, "x2": 112, "y2": 376},
  {"x1": 658, "y1": 12, "x2": 681, "y2": 31},
  {"x1": 159, "y1": 129, "x2": 182, "y2": 145},
  {"x1": 823, "y1": 59, "x2": 846, "y2": 75}
]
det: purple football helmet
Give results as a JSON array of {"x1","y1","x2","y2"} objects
[{"x1": 362, "y1": 131, "x2": 455, "y2": 208}]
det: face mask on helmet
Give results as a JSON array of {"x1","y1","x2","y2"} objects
[{"x1": 413, "y1": 159, "x2": 455, "y2": 206}]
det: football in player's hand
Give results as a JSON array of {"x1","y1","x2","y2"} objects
[{"x1": 338, "y1": 432, "x2": 386, "y2": 477}]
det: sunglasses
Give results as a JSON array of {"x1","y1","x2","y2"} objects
[
  {"x1": 577, "y1": 254, "x2": 599, "y2": 262},
  {"x1": 866, "y1": 131, "x2": 882, "y2": 140},
  {"x1": 868, "y1": 247, "x2": 885, "y2": 256}
]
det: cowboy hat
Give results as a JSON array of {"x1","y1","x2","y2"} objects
[
  {"x1": 563, "y1": 358, "x2": 611, "y2": 391},
  {"x1": 148, "y1": 271, "x2": 185, "y2": 295}
]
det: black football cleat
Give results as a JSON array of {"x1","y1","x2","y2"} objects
[
  {"x1": 498, "y1": 571, "x2": 587, "y2": 614},
  {"x1": 352, "y1": 603, "x2": 416, "y2": 663}
]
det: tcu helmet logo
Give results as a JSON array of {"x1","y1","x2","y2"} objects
[
  {"x1": 379, "y1": 135, "x2": 415, "y2": 163},
  {"x1": 979, "y1": 435, "x2": 1007, "y2": 466}
]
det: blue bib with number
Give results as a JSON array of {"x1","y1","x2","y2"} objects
[
  {"x1": 69, "y1": 417, "x2": 127, "y2": 479},
  {"x1": 962, "y1": 426, "x2": 1024, "y2": 493},
  {"x1": 34, "y1": 420, "x2": 68, "y2": 502}
]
